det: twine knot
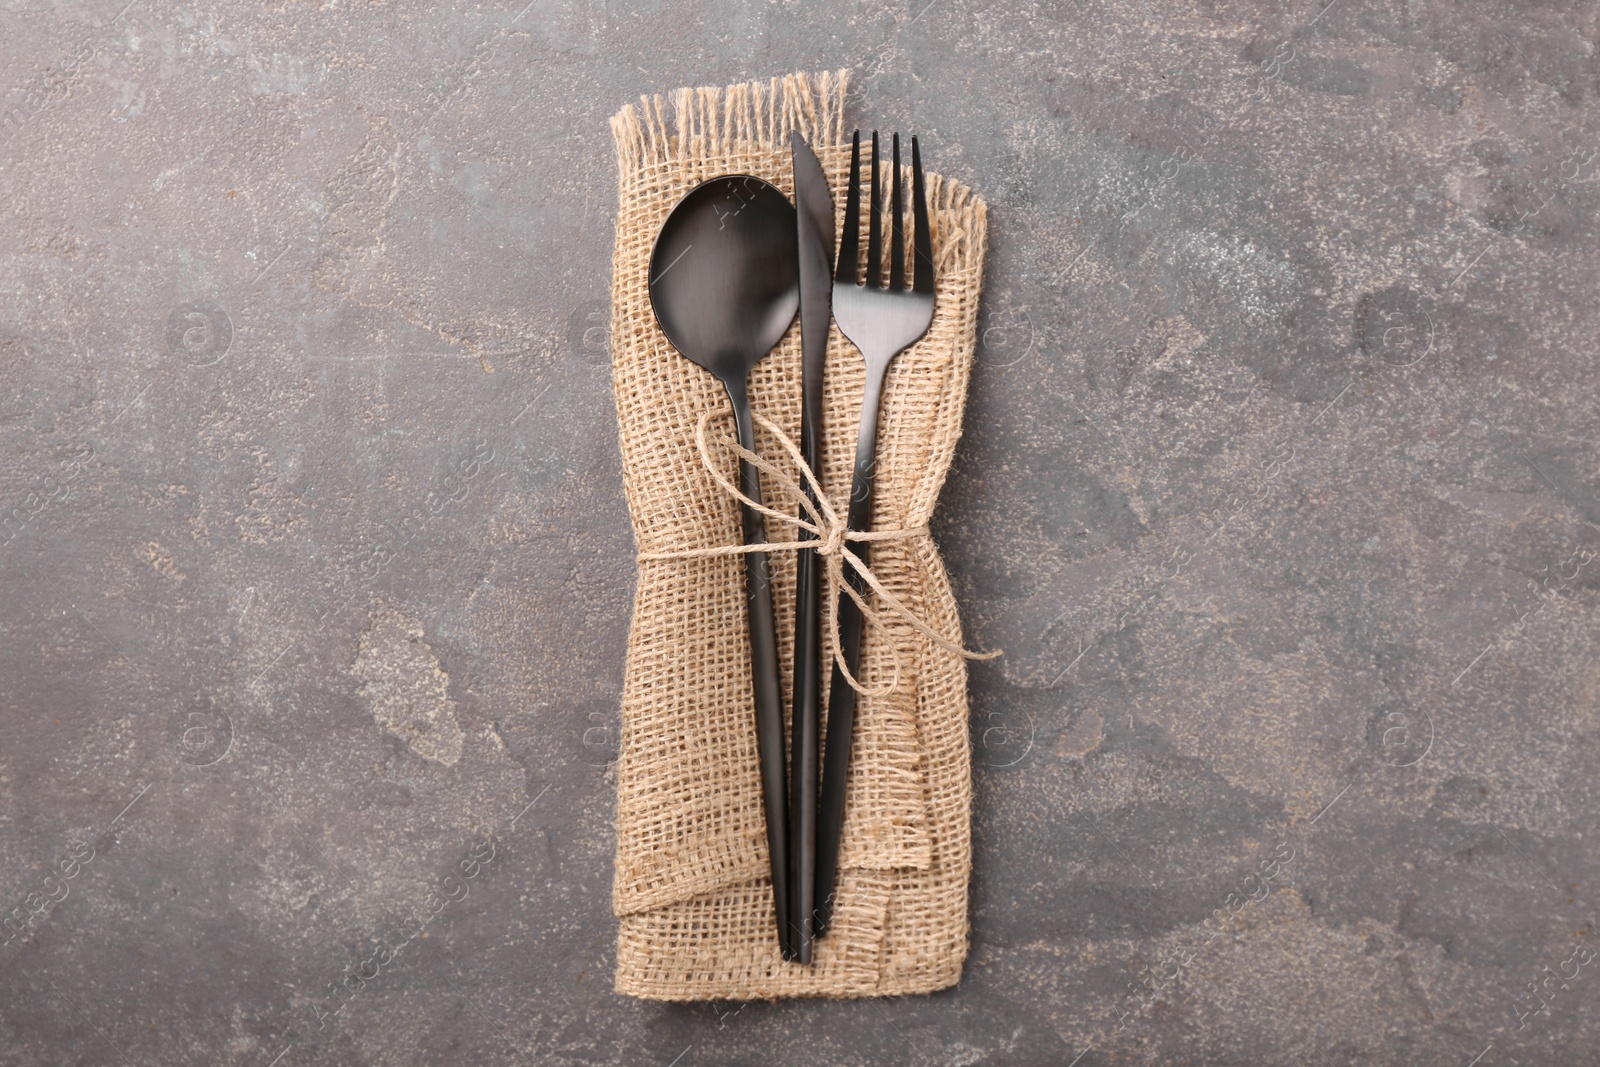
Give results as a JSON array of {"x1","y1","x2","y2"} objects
[
  {"x1": 816, "y1": 513, "x2": 848, "y2": 560},
  {"x1": 636, "y1": 409, "x2": 999, "y2": 696}
]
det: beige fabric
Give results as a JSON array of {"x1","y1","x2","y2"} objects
[{"x1": 608, "y1": 69, "x2": 988, "y2": 999}]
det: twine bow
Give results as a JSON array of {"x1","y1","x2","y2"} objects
[{"x1": 637, "y1": 409, "x2": 999, "y2": 696}]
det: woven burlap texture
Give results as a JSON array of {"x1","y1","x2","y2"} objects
[{"x1": 608, "y1": 69, "x2": 987, "y2": 1000}]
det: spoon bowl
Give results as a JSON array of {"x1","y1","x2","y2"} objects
[{"x1": 649, "y1": 175, "x2": 799, "y2": 382}]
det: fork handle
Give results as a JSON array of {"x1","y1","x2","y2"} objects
[
  {"x1": 813, "y1": 367, "x2": 885, "y2": 939},
  {"x1": 726, "y1": 378, "x2": 794, "y2": 960}
]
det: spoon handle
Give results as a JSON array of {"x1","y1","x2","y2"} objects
[{"x1": 725, "y1": 378, "x2": 794, "y2": 960}]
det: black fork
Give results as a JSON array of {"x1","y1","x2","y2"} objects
[{"x1": 812, "y1": 130, "x2": 935, "y2": 941}]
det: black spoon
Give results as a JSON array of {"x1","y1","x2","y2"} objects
[{"x1": 648, "y1": 174, "x2": 800, "y2": 960}]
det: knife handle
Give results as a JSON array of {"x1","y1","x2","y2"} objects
[{"x1": 789, "y1": 497, "x2": 822, "y2": 962}]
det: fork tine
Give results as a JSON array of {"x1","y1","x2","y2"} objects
[
  {"x1": 889, "y1": 133, "x2": 904, "y2": 291},
  {"x1": 835, "y1": 130, "x2": 861, "y2": 286},
  {"x1": 866, "y1": 131, "x2": 882, "y2": 289},
  {"x1": 911, "y1": 136, "x2": 933, "y2": 294}
]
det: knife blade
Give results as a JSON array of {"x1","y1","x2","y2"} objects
[{"x1": 788, "y1": 130, "x2": 835, "y2": 965}]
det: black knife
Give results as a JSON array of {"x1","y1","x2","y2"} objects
[{"x1": 788, "y1": 130, "x2": 835, "y2": 964}]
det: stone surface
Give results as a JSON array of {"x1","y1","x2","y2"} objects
[{"x1": 2, "y1": 0, "x2": 1598, "y2": 1063}]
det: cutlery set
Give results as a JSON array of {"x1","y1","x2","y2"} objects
[{"x1": 647, "y1": 129, "x2": 935, "y2": 962}]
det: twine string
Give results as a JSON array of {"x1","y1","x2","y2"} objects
[{"x1": 636, "y1": 409, "x2": 1000, "y2": 695}]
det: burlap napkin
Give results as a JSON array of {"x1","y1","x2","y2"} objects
[{"x1": 607, "y1": 69, "x2": 988, "y2": 999}]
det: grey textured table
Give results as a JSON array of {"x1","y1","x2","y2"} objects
[{"x1": 3, "y1": 1, "x2": 1598, "y2": 1064}]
